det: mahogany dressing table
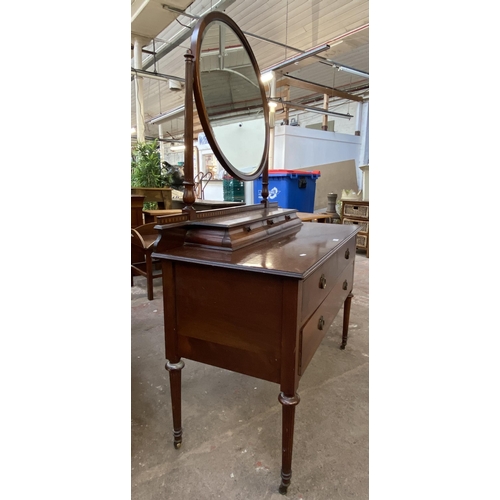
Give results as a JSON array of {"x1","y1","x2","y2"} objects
[{"x1": 149, "y1": 12, "x2": 361, "y2": 494}]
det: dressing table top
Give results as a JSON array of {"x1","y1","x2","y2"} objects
[{"x1": 153, "y1": 222, "x2": 359, "y2": 279}]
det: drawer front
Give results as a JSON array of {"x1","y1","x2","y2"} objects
[
  {"x1": 342, "y1": 218, "x2": 369, "y2": 234},
  {"x1": 343, "y1": 203, "x2": 369, "y2": 220},
  {"x1": 301, "y1": 253, "x2": 337, "y2": 324},
  {"x1": 301, "y1": 235, "x2": 356, "y2": 323},
  {"x1": 356, "y1": 233, "x2": 368, "y2": 249},
  {"x1": 336, "y1": 235, "x2": 357, "y2": 275},
  {"x1": 299, "y1": 261, "x2": 354, "y2": 376}
]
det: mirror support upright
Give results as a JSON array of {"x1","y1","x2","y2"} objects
[{"x1": 182, "y1": 49, "x2": 197, "y2": 219}]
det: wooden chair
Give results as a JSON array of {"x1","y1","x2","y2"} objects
[
  {"x1": 131, "y1": 222, "x2": 162, "y2": 300},
  {"x1": 131, "y1": 195, "x2": 145, "y2": 228},
  {"x1": 194, "y1": 171, "x2": 212, "y2": 199}
]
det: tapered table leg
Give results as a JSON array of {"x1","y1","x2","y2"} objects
[
  {"x1": 165, "y1": 359, "x2": 185, "y2": 449},
  {"x1": 341, "y1": 292, "x2": 353, "y2": 349},
  {"x1": 278, "y1": 392, "x2": 300, "y2": 494}
]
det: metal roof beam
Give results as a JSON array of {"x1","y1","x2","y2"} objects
[
  {"x1": 276, "y1": 76, "x2": 364, "y2": 103},
  {"x1": 142, "y1": 0, "x2": 237, "y2": 71}
]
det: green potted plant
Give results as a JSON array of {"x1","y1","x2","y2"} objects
[{"x1": 131, "y1": 139, "x2": 174, "y2": 209}]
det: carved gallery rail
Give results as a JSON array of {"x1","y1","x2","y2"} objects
[{"x1": 152, "y1": 209, "x2": 360, "y2": 494}]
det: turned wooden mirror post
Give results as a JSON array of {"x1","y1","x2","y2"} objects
[{"x1": 181, "y1": 49, "x2": 197, "y2": 218}]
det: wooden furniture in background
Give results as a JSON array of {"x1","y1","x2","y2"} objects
[
  {"x1": 341, "y1": 200, "x2": 369, "y2": 258},
  {"x1": 170, "y1": 199, "x2": 245, "y2": 211},
  {"x1": 131, "y1": 195, "x2": 145, "y2": 228},
  {"x1": 131, "y1": 187, "x2": 172, "y2": 209},
  {"x1": 131, "y1": 222, "x2": 163, "y2": 300},
  {"x1": 297, "y1": 212, "x2": 332, "y2": 223},
  {"x1": 143, "y1": 209, "x2": 183, "y2": 224}
]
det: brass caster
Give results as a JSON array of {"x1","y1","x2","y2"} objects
[
  {"x1": 174, "y1": 441, "x2": 182, "y2": 450},
  {"x1": 278, "y1": 484, "x2": 288, "y2": 495}
]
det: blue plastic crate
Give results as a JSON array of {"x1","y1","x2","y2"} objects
[{"x1": 253, "y1": 169, "x2": 320, "y2": 212}]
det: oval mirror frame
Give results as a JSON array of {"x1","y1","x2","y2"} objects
[{"x1": 191, "y1": 12, "x2": 270, "y2": 182}]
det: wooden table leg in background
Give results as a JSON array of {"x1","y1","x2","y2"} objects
[{"x1": 341, "y1": 292, "x2": 353, "y2": 349}]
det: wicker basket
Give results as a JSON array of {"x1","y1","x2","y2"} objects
[
  {"x1": 344, "y1": 203, "x2": 369, "y2": 219},
  {"x1": 356, "y1": 234, "x2": 368, "y2": 248},
  {"x1": 342, "y1": 218, "x2": 369, "y2": 233}
]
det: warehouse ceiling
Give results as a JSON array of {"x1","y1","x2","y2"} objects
[{"x1": 131, "y1": 0, "x2": 369, "y2": 141}]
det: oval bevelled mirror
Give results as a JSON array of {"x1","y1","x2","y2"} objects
[{"x1": 191, "y1": 12, "x2": 269, "y2": 182}]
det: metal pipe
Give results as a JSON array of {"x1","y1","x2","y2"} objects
[
  {"x1": 264, "y1": 44, "x2": 330, "y2": 73},
  {"x1": 142, "y1": 0, "x2": 237, "y2": 71},
  {"x1": 272, "y1": 99, "x2": 353, "y2": 119},
  {"x1": 322, "y1": 94, "x2": 329, "y2": 130},
  {"x1": 130, "y1": 45, "x2": 156, "y2": 55},
  {"x1": 219, "y1": 24, "x2": 225, "y2": 70},
  {"x1": 131, "y1": 68, "x2": 184, "y2": 83},
  {"x1": 148, "y1": 105, "x2": 186, "y2": 124},
  {"x1": 158, "y1": 124, "x2": 164, "y2": 163},
  {"x1": 250, "y1": 25, "x2": 369, "y2": 77},
  {"x1": 142, "y1": 9, "x2": 367, "y2": 78},
  {"x1": 355, "y1": 102, "x2": 362, "y2": 135},
  {"x1": 269, "y1": 76, "x2": 276, "y2": 170},
  {"x1": 335, "y1": 65, "x2": 369, "y2": 79},
  {"x1": 133, "y1": 38, "x2": 145, "y2": 142}
]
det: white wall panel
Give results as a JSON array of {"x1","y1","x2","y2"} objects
[{"x1": 273, "y1": 125, "x2": 362, "y2": 187}]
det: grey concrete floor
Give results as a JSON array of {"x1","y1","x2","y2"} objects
[{"x1": 131, "y1": 251, "x2": 369, "y2": 500}]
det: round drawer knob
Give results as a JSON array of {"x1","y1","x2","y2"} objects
[
  {"x1": 318, "y1": 316, "x2": 325, "y2": 330},
  {"x1": 319, "y1": 274, "x2": 327, "y2": 289},
  {"x1": 343, "y1": 280, "x2": 348, "y2": 290},
  {"x1": 345, "y1": 248, "x2": 350, "y2": 259}
]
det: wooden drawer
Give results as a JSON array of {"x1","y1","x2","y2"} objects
[
  {"x1": 299, "y1": 261, "x2": 354, "y2": 376},
  {"x1": 300, "y1": 235, "x2": 356, "y2": 323},
  {"x1": 343, "y1": 203, "x2": 369, "y2": 220},
  {"x1": 356, "y1": 233, "x2": 368, "y2": 249},
  {"x1": 342, "y1": 218, "x2": 368, "y2": 234},
  {"x1": 336, "y1": 236, "x2": 356, "y2": 274}
]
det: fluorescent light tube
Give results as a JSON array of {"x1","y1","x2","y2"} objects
[
  {"x1": 261, "y1": 71, "x2": 274, "y2": 83},
  {"x1": 265, "y1": 44, "x2": 330, "y2": 73},
  {"x1": 336, "y1": 66, "x2": 369, "y2": 79}
]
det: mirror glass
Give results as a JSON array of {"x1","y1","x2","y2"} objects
[{"x1": 197, "y1": 21, "x2": 267, "y2": 179}]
